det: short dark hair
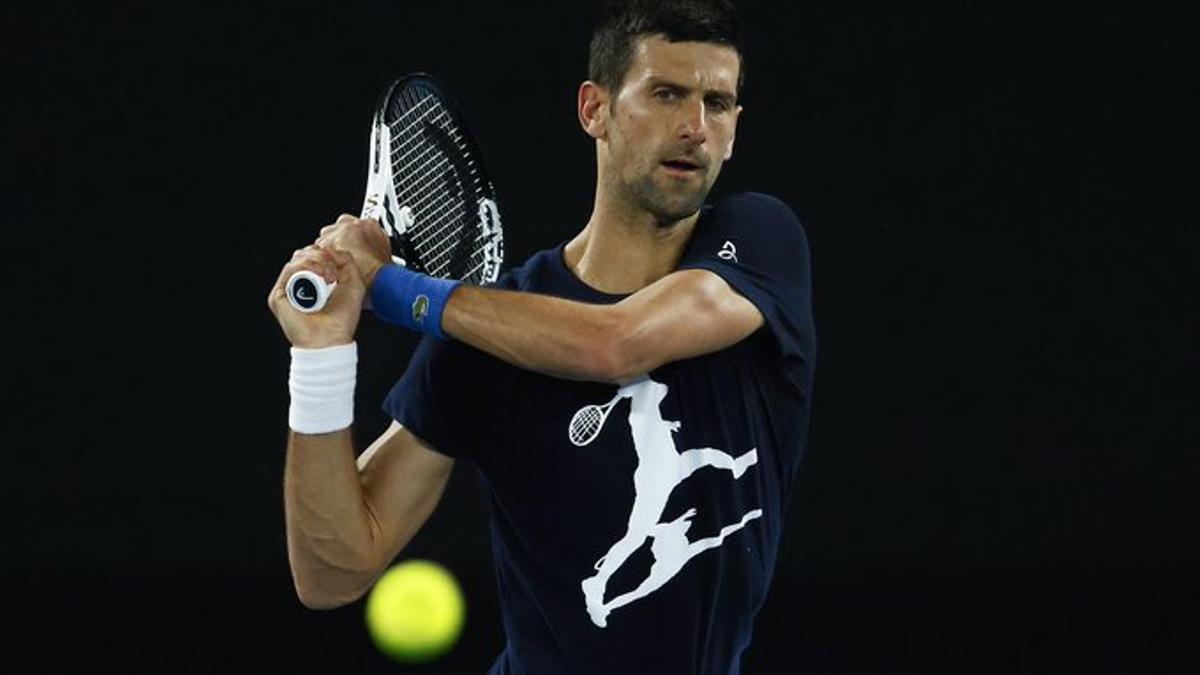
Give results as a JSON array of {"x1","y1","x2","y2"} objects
[{"x1": 588, "y1": 0, "x2": 745, "y2": 96}]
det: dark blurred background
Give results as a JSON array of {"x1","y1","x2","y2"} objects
[{"x1": 7, "y1": 1, "x2": 1197, "y2": 673}]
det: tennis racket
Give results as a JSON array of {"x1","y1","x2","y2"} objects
[
  {"x1": 568, "y1": 394, "x2": 624, "y2": 447},
  {"x1": 286, "y1": 73, "x2": 504, "y2": 313}
]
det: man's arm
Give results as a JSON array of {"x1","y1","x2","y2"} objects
[
  {"x1": 268, "y1": 241, "x2": 455, "y2": 609},
  {"x1": 442, "y1": 269, "x2": 763, "y2": 383},
  {"x1": 285, "y1": 422, "x2": 454, "y2": 609},
  {"x1": 314, "y1": 214, "x2": 765, "y2": 383}
]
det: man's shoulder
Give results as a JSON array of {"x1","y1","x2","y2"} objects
[
  {"x1": 695, "y1": 192, "x2": 808, "y2": 257},
  {"x1": 708, "y1": 192, "x2": 802, "y2": 227},
  {"x1": 714, "y1": 190, "x2": 791, "y2": 208}
]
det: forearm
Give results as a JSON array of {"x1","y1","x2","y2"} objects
[
  {"x1": 441, "y1": 285, "x2": 627, "y2": 382},
  {"x1": 284, "y1": 428, "x2": 381, "y2": 608},
  {"x1": 438, "y1": 271, "x2": 759, "y2": 383}
]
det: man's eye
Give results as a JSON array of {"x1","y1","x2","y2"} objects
[
  {"x1": 654, "y1": 89, "x2": 680, "y2": 102},
  {"x1": 706, "y1": 97, "x2": 731, "y2": 112}
]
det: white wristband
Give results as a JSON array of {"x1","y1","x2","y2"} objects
[{"x1": 288, "y1": 342, "x2": 357, "y2": 434}]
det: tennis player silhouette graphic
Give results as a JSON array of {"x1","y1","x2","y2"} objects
[{"x1": 578, "y1": 376, "x2": 762, "y2": 628}]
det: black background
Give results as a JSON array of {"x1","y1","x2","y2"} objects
[{"x1": 8, "y1": 1, "x2": 1197, "y2": 673}]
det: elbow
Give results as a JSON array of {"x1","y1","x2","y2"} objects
[
  {"x1": 293, "y1": 574, "x2": 372, "y2": 610},
  {"x1": 589, "y1": 312, "x2": 646, "y2": 384},
  {"x1": 597, "y1": 350, "x2": 644, "y2": 385},
  {"x1": 295, "y1": 586, "x2": 343, "y2": 611},
  {"x1": 289, "y1": 548, "x2": 381, "y2": 610},
  {"x1": 589, "y1": 347, "x2": 630, "y2": 385}
]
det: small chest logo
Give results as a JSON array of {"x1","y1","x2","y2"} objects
[{"x1": 718, "y1": 240, "x2": 738, "y2": 262}]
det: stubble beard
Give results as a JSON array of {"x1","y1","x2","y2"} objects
[{"x1": 619, "y1": 163, "x2": 712, "y2": 228}]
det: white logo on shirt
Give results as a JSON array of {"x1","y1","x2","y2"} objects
[
  {"x1": 576, "y1": 376, "x2": 761, "y2": 629},
  {"x1": 718, "y1": 240, "x2": 738, "y2": 262}
]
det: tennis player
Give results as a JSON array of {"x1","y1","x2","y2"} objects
[{"x1": 268, "y1": 0, "x2": 816, "y2": 672}]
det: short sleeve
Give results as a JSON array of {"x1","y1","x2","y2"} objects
[
  {"x1": 381, "y1": 274, "x2": 520, "y2": 459},
  {"x1": 677, "y1": 192, "x2": 816, "y2": 364},
  {"x1": 381, "y1": 337, "x2": 486, "y2": 458}
]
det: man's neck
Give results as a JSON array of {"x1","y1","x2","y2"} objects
[{"x1": 563, "y1": 193, "x2": 701, "y2": 295}]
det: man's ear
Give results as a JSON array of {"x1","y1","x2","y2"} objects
[
  {"x1": 724, "y1": 105, "x2": 743, "y2": 161},
  {"x1": 578, "y1": 81, "x2": 609, "y2": 140}
]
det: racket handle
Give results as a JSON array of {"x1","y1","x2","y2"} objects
[{"x1": 286, "y1": 270, "x2": 337, "y2": 313}]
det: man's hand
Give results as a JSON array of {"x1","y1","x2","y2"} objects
[
  {"x1": 267, "y1": 245, "x2": 366, "y2": 348},
  {"x1": 316, "y1": 214, "x2": 393, "y2": 290}
]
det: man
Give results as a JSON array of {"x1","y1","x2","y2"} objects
[{"x1": 267, "y1": 0, "x2": 816, "y2": 672}]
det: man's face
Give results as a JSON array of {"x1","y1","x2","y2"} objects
[{"x1": 603, "y1": 35, "x2": 742, "y2": 226}]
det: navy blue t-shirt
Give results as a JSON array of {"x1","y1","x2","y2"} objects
[{"x1": 383, "y1": 192, "x2": 816, "y2": 675}]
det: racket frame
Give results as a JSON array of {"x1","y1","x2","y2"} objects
[
  {"x1": 285, "y1": 73, "x2": 503, "y2": 313},
  {"x1": 569, "y1": 394, "x2": 623, "y2": 447}
]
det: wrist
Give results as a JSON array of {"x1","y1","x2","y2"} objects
[
  {"x1": 291, "y1": 335, "x2": 355, "y2": 350},
  {"x1": 363, "y1": 259, "x2": 386, "y2": 291},
  {"x1": 288, "y1": 342, "x2": 357, "y2": 434},
  {"x1": 369, "y1": 265, "x2": 461, "y2": 340}
]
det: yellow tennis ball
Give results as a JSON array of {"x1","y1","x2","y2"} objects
[{"x1": 365, "y1": 559, "x2": 466, "y2": 663}]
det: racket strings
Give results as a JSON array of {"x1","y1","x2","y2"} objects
[
  {"x1": 385, "y1": 98, "x2": 469, "y2": 242},
  {"x1": 380, "y1": 88, "x2": 494, "y2": 282},
  {"x1": 382, "y1": 96, "x2": 466, "y2": 239},
  {"x1": 389, "y1": 123, "x2": 473, "y2": 198}
]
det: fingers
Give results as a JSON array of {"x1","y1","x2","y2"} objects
[
  {"x1": 267, "y1": 244, "x2": 348, "y2": 311},
  {"x1": 325, "y1": 247, "x2": 352, "y2": 270},
  {"x1": 268, "y1": 212, "x2": 382, "y2": 321},
  {"x1": 297, "y1": 245, "x2": 342, "y2": 278},
  {"x1": 329, "y1": 249, "x2": 365, "y2": 288},
  {"x1": 319, "y1": 216, "x2": 375, "y2": 242},
  {"x1": 270, "y1": 213, "x2": 378, "y2": 300},
  {"x1": 316, "y1": 216, "x2": 390, "y2": 257},
  {"x1": 323, "y1": 215, "x2": 381, "y2": 232},
  {"x1": 274, "y1": 245, "x2": 341, "y2": 289},
  {"x1": 321, "y1": 213, "x2": 364, "y2": 236}
]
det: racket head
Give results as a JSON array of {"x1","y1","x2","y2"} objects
[
  {"x1": 568, "y1": 396, "x2": 622, "y2": 447},
  {"x1": 569, "y1": 405, "x2": 605, "y2": 447},
  {"x1": 364, "y1": 73, "x2": 504, "y2": 285}
]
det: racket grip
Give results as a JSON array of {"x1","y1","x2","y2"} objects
[{"x1": 286, "y1": 270, "x2": 337, "y2": 313}]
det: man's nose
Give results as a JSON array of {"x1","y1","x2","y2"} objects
[{"x1": 678, "y1": 97, "x2": 707, "y2": 143}]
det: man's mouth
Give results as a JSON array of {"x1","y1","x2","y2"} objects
[{"x1": 661, "y1": 158, "x2": 703, "y2": 173}]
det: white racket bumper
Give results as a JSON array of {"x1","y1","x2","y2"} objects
[{"x1": 286, "y1": 270, "x2": 337, "y2": 313}]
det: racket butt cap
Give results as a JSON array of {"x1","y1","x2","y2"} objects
[{"x1": 286, "y1": 270, "x2": 336, "y2": 313}]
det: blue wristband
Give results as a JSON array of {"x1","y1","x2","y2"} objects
[{"x1": 370, "y1": 265, "x2": 461, "y2": 340}]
